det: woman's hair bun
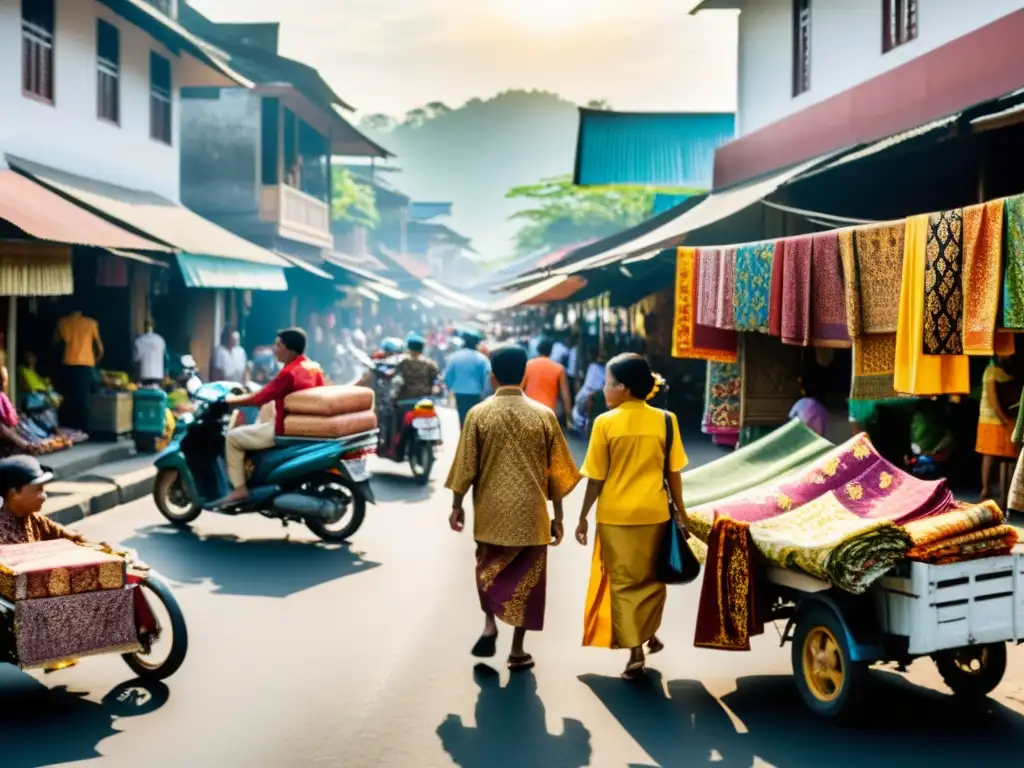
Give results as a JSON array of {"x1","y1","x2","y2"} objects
[{"x1": 607, "y1": 353, "x2": 658, "y2": 400}]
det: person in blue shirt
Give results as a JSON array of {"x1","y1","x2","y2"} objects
[{"x1": 445, "y1": 332, "x2": 492, "y2": 427}]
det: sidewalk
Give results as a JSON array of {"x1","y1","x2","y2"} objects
[{"x1": 42, "y1": 441, "x2": 158, "y2": 526}]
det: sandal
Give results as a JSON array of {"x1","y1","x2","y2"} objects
[
  {"x1": 507, "y1": 653, "x2": 535, "y2": 671},
  {"x1": 647, "y1": 637, "x2": 665, "y2": 655},
  {"x1": 471, "y1": 632, "x2": 498, "y2": 658},
  {"x1": 621, "y1": 659, "x2": 645, "y2": 681}
]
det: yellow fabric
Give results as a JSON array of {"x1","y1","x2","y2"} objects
[
  {"x1": 58, "y1": 313, "x2": 100, "y2": 367},
  {"x1": 979, "y1": 364, "x2": 1013, "y2": 426},
  {"x1": 581, "y1": 401, "x2": 687, "y2": 526},
  {"x1": 582, "y1": 522, "x2": 666, "y2": 649},
  {"x1": 893, "y1": 215, "x2": 970, "y2": 396},
  {"x1": 18, "y1": 366, "x2": 51, "y2": 393}
]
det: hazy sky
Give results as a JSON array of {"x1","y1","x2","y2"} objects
[{"x1": 191, "y1": 0, "x2": 738, "y2": 119}]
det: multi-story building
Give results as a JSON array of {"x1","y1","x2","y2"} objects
[{"x1": 693, "y1": 0, "x2": 1024, "y2": 189}]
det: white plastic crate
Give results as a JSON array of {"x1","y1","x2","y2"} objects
[{"x1": 874, "y1": 549, "x2": 1024, "y2": 656}]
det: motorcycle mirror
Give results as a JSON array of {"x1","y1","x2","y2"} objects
[
  {"x1": 181, "y1": 354, "x2": 197, "y2": 368},
  {"x1": 186, "y1": 377, "x2": 202, "y2": 395}
]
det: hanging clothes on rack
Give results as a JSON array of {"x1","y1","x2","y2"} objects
[
  {"x1": 961, "y1": 199, "x2": 1005, "y2": 355},
  {"x1": 780, "y1": 235, "x2": 812, "y2": 346},
  {"x1": 894, "y1": 214, "x2": 969, "y2": 396},
  {"x1": 733, "y1": 241, "x2": 775, "y2": 334},
  {"x1": 921, "y1": 208, "x2": 965, "y2": 356},
  {"x1": 809, "y1": 232, "x2": 850, "y2": 348},
  {"x1": 672, "y1": 248, "x2": 737, "y2": 362}
]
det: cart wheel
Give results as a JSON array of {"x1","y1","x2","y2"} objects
[
  {"x1": 792, "y1": 605, "x2": 869, "y2": 722},
  {"x1": 935, "y1": 643, "x2": 1007, "y2": 699}
]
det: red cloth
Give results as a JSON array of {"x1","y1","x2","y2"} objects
[
  {"x1": 781, "y1": 235, "x2": 813, "y2": 346},
  {"x1": 241, "y1": 355, "x2": 325, "y2": 435}
]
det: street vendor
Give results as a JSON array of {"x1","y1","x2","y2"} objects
[{"x1": 0, "y1": 455, "x2": 85, "y2": 545}]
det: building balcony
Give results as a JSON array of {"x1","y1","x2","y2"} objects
[{"x1": 259, "y1": 184, "x2": 333, "y2": 248}]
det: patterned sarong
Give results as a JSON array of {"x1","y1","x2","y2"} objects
[
  {"x1": 702, "y1": 361, "x2": 741, "y2": 436},
  {"x1": 852, "y1": 223, "x2": 905, "y2": 334},
  {"x1": 1003, "y1": 195, "x2": 1024, "y2": 329},
  {"x1": 922, "y1": 209, "x2": 965, "y2": 355},
  {"x1": 903, "y1": 500, "x2": 1003, "y2": 554},
  {"x1": 907, "y1": 526, "x2": 1018, "y2": 564},
  {"x1": 475, "y1": 544, "x2": 547, "y2": 631},
  {"x1": 810, "y1": 233, "x2": 850, "y2": 347},
  {"x1": 962, "y1": 200, "x2": 1005, "y2": 355},
  {"x1": 672, "y1": 248, "x2": 737, "y2": 362},
  {"x1": 739, "y1": 333, "x2": 802, "y2": 427},
  {"x1": 780, "y1": 235, "x2": 812, "y2": 346},
  {"x1": 733, "y1": 241, "x2": 775, "y2": 333},
  {"x1": 694, "y1": 517, "x2": 763, "y2": 651}
]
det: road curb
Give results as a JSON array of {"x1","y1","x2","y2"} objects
[{"x1": 44, "y1": 465, "x2": 157, "y2": 526}]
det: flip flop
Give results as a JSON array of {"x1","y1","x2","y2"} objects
[
  {"x1": 647, "y1": 637, "x2": 665, "y2": 655},
  {"x1": 471, "y1": 632, "x2": 498, "y2": 658},
  {"x1": 507, "y1": 653, "x2": 535, "y2": 671}
]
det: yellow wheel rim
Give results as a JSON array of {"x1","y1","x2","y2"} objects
[
  {"x1": 802, "y1": 626, "x2": 845, "y2": 703},
  {"x1": 952, "y1": 647, "x2": 989, "y2": 676}
]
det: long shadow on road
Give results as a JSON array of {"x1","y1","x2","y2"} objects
[
  {"x1": 121, "y1": 524, "x2": 379, "y2": 598},
  {"x1": 582, "y1": 669, "x2": 1024, "y2": 767},
  {"x1": 437, "y1": 665, "x2": 592, "y2": 768},
  {"x1": 0, "y1": 670, "x2": 169, "y2": 768}
]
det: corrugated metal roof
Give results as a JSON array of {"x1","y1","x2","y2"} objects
[
  {"x1": 10, "y1": 156, "x2": 289, "y2": 267},
  {"x1": 274, "y1": 252, "x2": 333, "y2": 280},
  {"x1": 491, "y1": 275, "x2": 587, "y2": 312},
  {"x1": 0, "y1": 171, "x2": 170, "y2": 251},
  {"x1": 410, "y1": 202, "x2": 452, "y2": 221},
  {"x1": 574, "y1": 109, "x2": 734, "y2": 188}
]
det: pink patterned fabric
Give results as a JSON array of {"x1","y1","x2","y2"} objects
[
  {"x1": 781, "y1": 236, "x2": 813, "y2": 346},
  {"x1": 696, "y1": 248, "x2": 719, "y2": 327},
  {"x1": 768, "y1": 239, "x2": 787, "y2": 337},
  {"x1": 0, "y1": 393, "x2": 18, "y2": 427},
  {"x1": 810, "y1": 233, "x2": 851, "y2": 347},
  {"x1": 14, "y1": 586, "x2": 139, "y2": 668},
  {"x1": 718, "y1": 248, "x2": 738, "y2": 330},
  {"x1": 0, "y1": 540, "x2": 124, "y2": 601}
]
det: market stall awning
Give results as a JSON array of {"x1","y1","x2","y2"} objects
[
  {"x1": 275, "y1": 252, "x2": 333, "y2": 280},
  {"x1": 491, "y1": 275, "x2": 587, "y2": 312},
  {"x1": 176, "y1": 253, "x2": 288, "y2": 291},
  {"x1": 104, "y1": 248, "x2": 169, "y2": 267},
  {"x1": 9, "y1": 156, "x2": 289, "y2": 269},
  {"x1": 0, "y1": 243, "x2": 73, "y2": 296},
  {"x1": 354, "y1": 285, "x2": 380, "y2": 303},
  {"x1": 323, "y1": 251, "x2": 398, "y2": 287},
  {"x1": 366, "y1": 281, "x2": 409, "y2": 301},
  {"x1": 0, "y1": 170, "x2": 169, "y2": 251},
  {"x1": 574, "y1": 109, "x2": 734, "y2": 188},
  {"x1": 421, "y1": 278, "x2": 487, "y2": 311},
  {"x1": 561, "y1": 155, "x2": 835, "y2": 274}
]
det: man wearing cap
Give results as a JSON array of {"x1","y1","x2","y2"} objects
[
  {"x1": 0, "y1": 455, "x2": 86, "y2": 544},
  {"x1": 393, "y1": 332, "x2": 440, "y2": 403},
  {"x1": 220, "y1": 327, "x2": 325, "y2": 504}
]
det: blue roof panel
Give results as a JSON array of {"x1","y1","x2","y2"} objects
[{"x1": 574, "y1": 110, "x2": 735, "y2": 189}]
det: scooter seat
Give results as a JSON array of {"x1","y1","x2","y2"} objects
[{"x1": 247, "y1": 442, "x2": 322, "y2": 479}]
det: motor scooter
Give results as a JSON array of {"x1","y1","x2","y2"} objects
[
  {"x1": 153, "y1": 382, "x2": 377, "y2": 542},
  {"x1": 350, "y1": 347, "x2": 442, "y2": 485}
]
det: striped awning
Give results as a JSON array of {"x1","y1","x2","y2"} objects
[{"x1": 0, "y1": 243, "x2": 73, "y2": 296}]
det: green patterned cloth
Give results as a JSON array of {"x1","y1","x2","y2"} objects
[
  {"x1": 733, "y1": 241, "x2": 775, "y2": 333},
  {"x1": 1002, "y1": 195, "x2": 1024, "y2": 329}
]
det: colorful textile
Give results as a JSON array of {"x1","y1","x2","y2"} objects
[
  {"x1": 853, "y1": 223, "x2": 906, "y2": 334},
  {"x1": 696, "y1": 247, "x2": 720, "y2": 327},
  {"x1": 1003, "y1": 195, "x2": 1024, "y2": 329},
  {"x1": 475, "y1": 543, "x2": 547, "y2": 630},
  {"x1": 583, "y1": 523, "x2": 666, "y2": 649},
  {"x1": 976, "y1": 423, "x2": 1018, "y2": 459},
  {"x1": 978, "y1": 363, "x2": 1019, "y2": 457},
  {"x1": 834, "y1": 458, "x2": 953, "y2": 523},
  {"x1": 685, "y1": 420, "x2": 833, "y2": 510},
  {"x1": 1010, "y1": 449, "x2": 1024, "y2": 512},
  {"x1": 810, "y1": 233, "x2": 850, "y2": 347},
  {"x1": 850, "y1": 334, "x2": 898, "y2": 400},
  {"x1": 907, "y1": 525, "x2": 1018, "y2": 564},
  {"x1": 922, "y1": 209, "x2": 965, "y2": 355},
  {"x1": 14, "y1": 586, "x2": 139, "y2": 668},
  {"x1": 693, "y1": 517, "x2": 763, "y2": 651},
  {"x1": 702, "y1": 361, "x2": 740, "y2": 437},
  {"x1": 733, "y1": 241, "x2": 775, "y2": 333},
  {"x1": 768, "y1": 239, "x2": 786, "y2": 337},
  {"x1": 719, "y1": 248, "x2": 738, "y2": 330},
  {"x1": 903, "y1": 500, "x2": 1003, "y2": 552},
  {"x1": 838, "y1": 230, "x2": 861, "y2": 338},
  {"x1": 0, "y1": 540, "x2": 124, "y2": 601},
  {"x1": 962, "y1": 200, "x2": 1005, "y2": 355},
  {"x1": 894, "y1": 215, "x2": 970, "y2": 396},
  {"x1": 672, "y1": 248, "x2": 738, "y2": 362},
  {"x1": 739, "y1": 332, "x2": 803, "y2": 427},
  {"x1": 780, "y1": 235, "x2": 812, "y2": 346},
  {"x1": 749, "y1": 492, "x2": 911, "y2": 594}
]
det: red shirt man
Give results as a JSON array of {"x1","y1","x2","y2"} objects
[{"x1": 221, "y1": 328, "x2": 323, "y2": 502}]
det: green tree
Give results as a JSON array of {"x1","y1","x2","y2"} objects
[
  {"x1": 585, "y1": 99, "x2": 612, "y2": 110},
  {"x1": 331, "y1": 168, "x2": 379, "y2": 229},
  {"x1": 506, "y1": 175, "x2": 655, "y2": 257},
  {"x1": 359, "y1": 113, "x2": 396, "y2": 133}
]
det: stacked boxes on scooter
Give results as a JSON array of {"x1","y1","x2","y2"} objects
[
  {"x1": 283, "y1": 385, "x2": 378, "y2": 439},
  {"x1": 0, "y1": 540, "x2": 138, "y2": 668}
]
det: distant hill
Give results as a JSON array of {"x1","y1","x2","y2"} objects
[{"x1": 359, "y1": 90, "x2": 589, "y2": 262}]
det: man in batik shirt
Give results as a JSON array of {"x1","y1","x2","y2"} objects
[{"x1": 446, "y1": 345, "x2": 581, "y2": 670}]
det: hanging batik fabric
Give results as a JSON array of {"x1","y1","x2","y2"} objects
[
  {"x1": 1002, "y1": 195, "x2": 1024, "y2": 329},
  {"x1": 672, "y1": 248, "x2": 737, "y2": 362},
  {"x1": 733, "y1": 241, "x2": 774, "y2": 333},
  {"x1": 922, "y1": 209, "x2": 964, "y2": 355},
  {"x1": 961, "y1": 199, "x2": 1005, "y2": 355}
]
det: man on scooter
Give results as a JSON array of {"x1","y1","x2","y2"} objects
[
  {"x1": 387, "y1": 332, "x2": 440, "y2": 446},
  {"x1": 219, "y1": 328, "x2": 324, "y2": 505}
]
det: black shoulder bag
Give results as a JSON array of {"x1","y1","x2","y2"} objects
[{"x1": 655, "y1": 411, "x2": 701, "y2": 585}]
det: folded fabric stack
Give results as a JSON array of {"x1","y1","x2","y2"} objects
[
  {"x1": 0, "y1": 540, "x2": 137, "y2": 668},
  {"x1": 903, "y1": 501, "x2": 1019, "y2": 564},
  {"x1": 749, "y1": 493, "x2": 912, "y2": 594},
  {"x1": 283, "y1": 385, "x2": 377, "y2": 439}
]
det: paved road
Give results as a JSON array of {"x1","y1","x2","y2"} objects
[{"x1": 5, "y1": 409, "x2": 1024, "y2": 767}]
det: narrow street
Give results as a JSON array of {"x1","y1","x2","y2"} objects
[{"x1": 5, "y1": 409, "x2": 1024, "y2": 768}]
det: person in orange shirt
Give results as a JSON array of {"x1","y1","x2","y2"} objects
[
  {"x1": 523, "y1": 339, "x2": 571, "y2": 424},
  {"x1": 55, "y1": 310, "x2": 104, "y2": 431}
]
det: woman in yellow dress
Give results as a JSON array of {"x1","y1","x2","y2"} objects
[
  {"x1": 575, "y1": 353, "x2": 689, "y2": 679},
  {"x1": 977, "y1": 355, "x2": 1019, "y2": 507}
]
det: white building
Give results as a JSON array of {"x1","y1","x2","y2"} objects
[
  {"x1": 0, "y1": 0, "x2": 236, "y2": 200},
  {"x1": 693, "y1": 0, "x2": 1024, "y2": 188}
]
